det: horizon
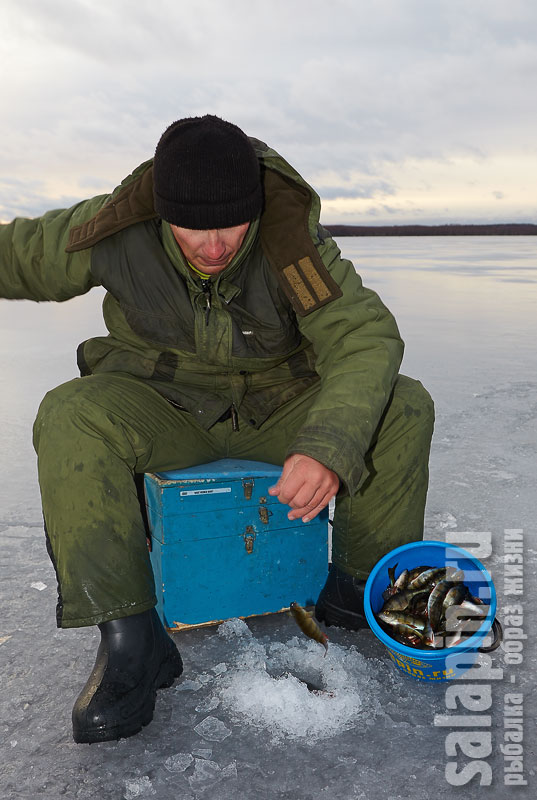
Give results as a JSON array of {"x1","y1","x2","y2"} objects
[{"x1": 325, "y1": 221, "x2": 537, "y2": 230}]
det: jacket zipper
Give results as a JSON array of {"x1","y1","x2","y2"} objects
[
  {"x1": 230, "y1": 404, "x2": 239, "y2": 432},
  {"x1": 201, "y1": 279, "x2": 212, "y2": 326},
  {"x1": 199, "y1": 277, "x2": 239, "y2": 431}
]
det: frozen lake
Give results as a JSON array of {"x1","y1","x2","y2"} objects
[{"x1": 1, "y1": 236, "x2": 535, "y2": 798}]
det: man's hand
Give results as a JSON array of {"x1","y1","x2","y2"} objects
[{"x1": 268, "y1": 454, "x2": 339, "y2": 522}]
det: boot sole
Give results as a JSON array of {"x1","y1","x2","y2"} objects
[
  {"x1": 73, "y1": 647, "x2": 184, "y2": 744},
  {"x1": 73, "y1": 691, "x2": 156, "y2": 744}
]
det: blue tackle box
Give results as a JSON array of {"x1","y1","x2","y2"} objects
[{"x1": 144, "y1": 459, "x2": 329, "y2": 630}]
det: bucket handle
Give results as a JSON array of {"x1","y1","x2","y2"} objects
[{"x1": 477, "y1": 617, "x2": 503, "y2": 653}]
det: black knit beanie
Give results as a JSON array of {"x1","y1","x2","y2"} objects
[{"x1": 153, "y1": 115, "x2": 263, "y2": 229}]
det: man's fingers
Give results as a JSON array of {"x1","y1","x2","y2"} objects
[
  {"x1": 282, "y1": 481, "x2": 316, "y2": 509},
  {"x1": 288, "y1": 489, "x2": 334, "y2": 522},
  {"x1": 269, "y1": 468, "x2": 306, "y2": 506},
  {"x1": 267, "y1": 460, "x2": 294, "y2": 498},
  {"x1": 287, "y1": 484, "x2": 326, "y2": 513},
  {"x1": 273, "y1": 467, "x2": 334, "y2": 507},
  {"x1": 269, "y1": 454, "x2": 340, "y2": 521}
]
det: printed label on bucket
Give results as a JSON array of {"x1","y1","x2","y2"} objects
[
  {"x1": 387, "y1": 650, "x2": 456, "y2": 680},
  {"x1": 386, "y1": 649, "x2": 432, "y2": 668}
]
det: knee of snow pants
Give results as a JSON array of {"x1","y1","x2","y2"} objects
[{"x1": 32, "y1": 373, "x2": 226, "y2": 628}]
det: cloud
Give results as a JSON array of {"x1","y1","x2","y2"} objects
[
  {"x1": 0, "y1": 178, "x2": 84, "y2": 221},
  {"x1": 1, "y1": 0, "x2": 536, "y2": 222}
]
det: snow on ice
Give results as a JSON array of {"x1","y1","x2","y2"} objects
[{"x1": 196, "y1": 617, "x2": 385, "y2": 744}]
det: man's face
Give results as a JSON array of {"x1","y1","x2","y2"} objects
[{"x1": 170, "y1": 222, "x2": 250, "y2": 275}]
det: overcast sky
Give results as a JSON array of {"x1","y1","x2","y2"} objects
[{"x1": 1, "y1": 0, "x2": 536, "y2": 225}]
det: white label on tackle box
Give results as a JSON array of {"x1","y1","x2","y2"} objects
[{"x1": 180, "y1": 487, "x2": 232, "y2": 497}]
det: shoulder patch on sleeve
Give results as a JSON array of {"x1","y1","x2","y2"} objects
[
  {"x1": 259, "y1": 167, "x2": 343, "y2": 316},
  {"x1": 279, "y1": 256, "x2": 342, "y2": 316}
]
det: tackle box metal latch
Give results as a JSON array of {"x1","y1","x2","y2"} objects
[
  {"x1": 258, "y1": 497, "x2": 273, "y2": 525},
  {"x1": 242, "y1": 477, "x2": 254, "y2": 500},
  {"x1": 243, "y1": 525, "x2": 256, "y2": 553}
]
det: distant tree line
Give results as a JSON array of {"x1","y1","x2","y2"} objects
[{"x1": 324, "y1": 223, "x2": 537, "y2": 236}]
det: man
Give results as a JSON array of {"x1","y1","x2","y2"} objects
[{"x1": 0, "y1": 115, "x2": 434, "y2": 743}]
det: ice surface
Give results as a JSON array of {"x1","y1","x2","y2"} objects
[
  {"x1": 163, "y1": 752, "x2": 194, "y2": 773},
  {"x1": 188, "y1": 758, "x2": 223, "y2": 788},
  {"x1": 175, "y1": 679, "x2": 203, "y2": 692},
  {"x1": 191, "y1": 748, "x2": 212, "y2": 759},
  {"x1": 194, "y1": 715, "x2": 232, "y2": 742},
  {"x1": 186, "y1": 757, "x2": 238, "y2": 791},
  {"x1": 221, "y1": 761, "x2": 237, "y2": 779},
  {"x1": 195, "y1": 697, "x2": 220, "y2": 714},
  {"x1": 1, "y1": 238, "x2": 535, "y2": 799},
  {"x1": 194, "y1": 696, "x2": 220, "y2": 713},
  {"x1": 124, "y1": 776, "x2": 156, "y2": 798}
]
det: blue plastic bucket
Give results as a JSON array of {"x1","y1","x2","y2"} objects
[{"x1": 364, "y1": 540, "x2": 500, "y2": 681}]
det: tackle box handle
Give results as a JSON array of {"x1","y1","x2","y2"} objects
[{"x1": 477, "y1": 617, "x2": 503, "y2": 653}]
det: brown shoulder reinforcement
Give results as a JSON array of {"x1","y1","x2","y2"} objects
[
  {"x1": 66, "y1": 165, "x2": 157, "y2": 252},
  {"x1": 260, "y1": 169, "x2": 342, "y2": 316}
]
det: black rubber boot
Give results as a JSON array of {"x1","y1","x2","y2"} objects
[
  {"x1": 315, "y1": 564, "x2": 369, "y2": 631},
  {"x1": 72, "y1": 608, "x2": 183, "y2": 744}
]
